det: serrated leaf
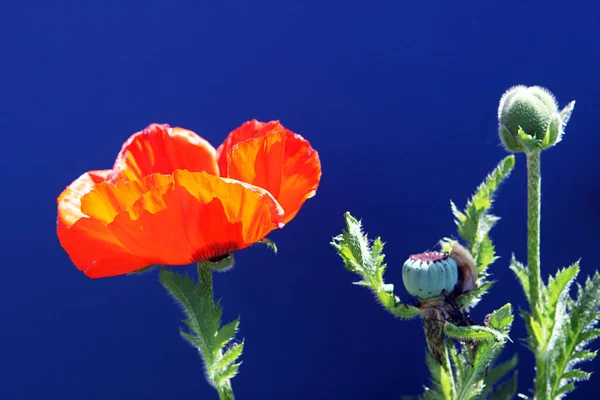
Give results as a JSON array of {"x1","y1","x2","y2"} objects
[
  {"x1": 456, "y1": 281, "x2": 494, "y2": 309},
  {"x1": 180, "y1": 330, "x2": 203, "y2": 349},
  {"x1": 487, "y1": 304, "x2": 514, "y2": 332},
  {"x1": 546, "y1": 264, "x2": 579, "y2": 314},
  {"x1": 528, "y1": 316, "x2": 544, "y2": 346},
  {"x1": 488, "y1": 373, "x2": 518, "y2": 400},
  {"x1": 160, "y1": 267, "x2": 243, "y2": 395},
  {"x1": 214, "y1": 319, "x2": 240, "y2": 351},
  {"x1": 561, "y1": 369, "x2": 590, "y2": 381},
  {"x1": 445, "y1": 324, "x2": 509, "y2": 343},
  {"x1": 160, "y1": 269, "x2": 217, "y2": 358},
  {"x1": 570, "y1": 349, "x2": 596, "y2": 362},
  {"x1": 214, "y1": 362, "x2": 241, "y2": 387},
  {"x1": 475, "y1": 236, "x2": 497, "y2": 274},
  {"x1": 451, "y1": 155, "x2": 514, "y2": 250},
  {"x1": 216, "y1": 342, "x2": 244, "y2": 372},
  {"x1": 426, "y1": 352, "x2": 455, "y2": 400},
  {"x1": 332, "y1": 212, "x2": 419, "y2": 319},
  {"x1": 484, "y1": 354, "x2": 518, "y2": 389},
  {"x1": 509, "y1": 256, "x2": 530, "y2": 303},
  {"x1": 550, "y1": 270, "x2": 600, "y2": 398},
  {"x1": 554, "y1": 382, "x2": 575, "y2": 397}
]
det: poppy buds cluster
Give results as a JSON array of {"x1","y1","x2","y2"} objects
[
  {"x1": 402, "y1": 242, "x2": 477, "y2": 301},
  {"x1": 498, "y1": 85, "x2": 575, "y2": 153}
]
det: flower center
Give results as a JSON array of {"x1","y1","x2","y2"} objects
[{"x1": 192, "y1": 241, "x2": 240, "y2": 263}]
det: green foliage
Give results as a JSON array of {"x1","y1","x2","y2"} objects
[
  {"x1": 551, "y1": 270, "x2": 600, "y2": 398},
  {"x1": 450, "y1": 155, "x2": 515, "y2": 277},
  {"x1": 331, "y1": 212, "x2": 420, "y2": 319},
  {"x1": 333, "y1": 156, "x2": 518, "y2": 399},
  {"x1": 419, "y1": 305, "x2": 515, "y2": 400},
  {"x1": 514, "y1": 255, "x2": 600, "y2": 398},
  {"x1": 418, "y1": 157, "x2": 518, "y2": 400},
  {"x1": 160, "y1": 265, "x2": 242, "y2": 396}
]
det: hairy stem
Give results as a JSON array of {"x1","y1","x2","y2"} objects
[
  {"x1": 197, "y1": 262, "x2": 236, "y2": 400},
  {"x1": 422, "y1": 308, "x2": 456, "y2": 399},
  {"x1": 526, "y1": 151, "x2": 542, "y2": 317},
  {"x1": 217, "y1": 383, "x2": 235, "y2": 400},
  {"x1": 527, "y1": 152, "x2": 549, "y2": 400}
]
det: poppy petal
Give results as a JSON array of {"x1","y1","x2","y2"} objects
[
  {"x1": 65, "y1": 171, "x2": 284, "y2": 278},
  {"x1": 218, "y1": 120, "x2": 321, "y2": 223},
  {"x1": 57, "y1": 170, "x2": 111, "y2": 229},
  {"x1": 109, "y1": 123, "x2": 219, "y2": 182},
  {"x1": 57, "y1": 170, "x2": 149, "y2": 278},
  {"x1": 216, "y1": 120, "x2": 280, "y2": 174}
]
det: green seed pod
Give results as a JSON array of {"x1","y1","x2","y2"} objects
[
  {"x1": 498, "y1": 85, "x2": 575, "y2": 153},
  {"x1": 402, "y1": 252, "x2": 458, "y2": 300}
]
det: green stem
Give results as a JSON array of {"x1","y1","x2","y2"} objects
[
  {"x1": 197, "y1": 262, "x2": 236, "y2": 400},
  {"x1": 217, "y1": 383, "x2": 235, "y2": 400},
  {"x1": 526, "y1": 151, "x2": 549, "y2": 400},
  {"x1": 526, "y1": 151, "x2": 542, "y2": 316}
]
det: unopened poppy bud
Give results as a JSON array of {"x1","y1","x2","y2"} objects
[
  {"x1": 402, "y1": 252, "x2": 458, "y2": 300},
  {"x1": 498, "y1": 85, "x2": 575, "y2": 153}
]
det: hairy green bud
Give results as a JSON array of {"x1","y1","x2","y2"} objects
[
  {"x1": 498, "y1": 85, "x2": 575, "y2": 153},
  {"x1": 402, "y1": 252, "x2": 458, "y2": 300}
]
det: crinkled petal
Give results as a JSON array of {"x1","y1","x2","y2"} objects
[
  {"x1": 57, "y1": 170, "x2": 111, "y2": 229},
  {"x1": 217, "y1": 120, "x2": 321, "y2": 223},
  {"x1": 216, "y1": 120, "x2": 280, "y2": 174},
  {"x1": 57, "y1": 170, "x2": 148, "y2": 278},
  {"x1": 62, "y1": 171, "x2": 284, "y2": 278},
  {"x1": 109, "y1": 123, "x2": 218, "y2": 182}
]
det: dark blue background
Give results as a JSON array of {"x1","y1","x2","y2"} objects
[{"x1": 3, "y1": 1, "x2": 599, "y2": 399}]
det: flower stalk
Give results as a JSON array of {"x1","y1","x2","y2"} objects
[
  {"x1": 197, "y1": 262, "x2": 236, "y2": 400},
  {"x1": 526, "y1": 151, "x2": 542, "y2": 319},
  {"x1": 526, "y1": 151, "x2": 550, "y2": 400}
]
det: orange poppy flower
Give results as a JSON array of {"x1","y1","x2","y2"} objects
[{"x1": 57, "y1": 122, "x2": 321, "y2": 278}]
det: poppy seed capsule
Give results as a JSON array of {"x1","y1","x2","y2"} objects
[{"x1": 402, "y1": 252, "x2": 458, "y2": 300}]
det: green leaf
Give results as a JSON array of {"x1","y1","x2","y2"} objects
[
  {"x1": 488, "y1": 373, "x2": 518, "y2": 400},
  {"x1": 451, "y1": 155, "x2": 515, "y2": 253},
  {"x1": 425, "y1": 352, "x2": 455, "y2": 400},
  {"x1": 474, "y1": 236, "x2": 497, "y2": 275},
  {"x1": 160, "y1": 267, "x2": 243, "y2": 394},
  {"x1": 214, "y1": 362, "x2": 241, "y2": 387},
  {"x1": 560, "y1": 101, "x2": 576, "y2": 126},
  {"x1": 215, "y1": 319, "x2": 240, "y2": 351},
  {"x1": 550, "y1": 270, "x2": 600, "y2": 398},
  {"x1": 455, "y1": 281, "x2": 494, "y2": 309},
  {"x1": 516, "y1": 127, "x2": 543, "y2": 152},
  {"x1": 215, "y1": 342, "x2": 244, "y2": 373},
  {"x1": 451, "y1": 305, "x2": 514, "y2": 400},
  {"x1": 543, "y1": 263, "x2": 579, "y2": 352},
  {"x1": 509, "y1": 256, "x2": 530, "y2": 304},
  {"x1": 561, "y1": 369, "x2": 590, "y2": 381},
  {"x1": 487, "y1": 303, "x2": 514, "y2": 332},
  {"x1": 445, "y1": 324, "x2": 509, "y2": 343},
  {"x1": 332, "y1": 212, "x2": 419, "y2": 319},
  {"x1": 484, "y1": 354, "x2": 518, "y2": 390}
]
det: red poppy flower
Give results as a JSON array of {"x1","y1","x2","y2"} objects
[{"x1": 57, "y1": 122, "x2": 321, "y2": 278}]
